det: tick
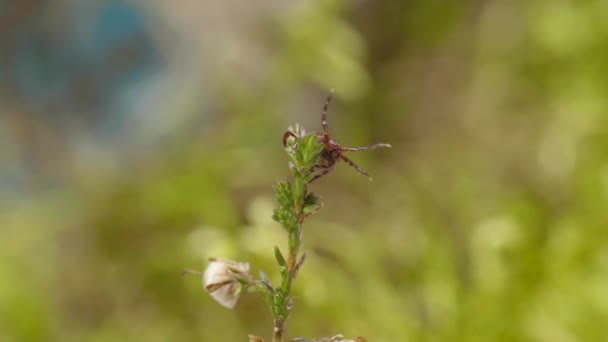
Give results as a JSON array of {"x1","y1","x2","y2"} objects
[{"x1": 283, "y1": 90, "x2": 391, "y2": 183}]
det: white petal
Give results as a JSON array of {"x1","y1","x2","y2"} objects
[
  {"x1": 203, "y1": 261, "x2": 231, "y2": 287},
  {"x1": 207, "y1": 282, "x2": 241, "y2": 309},
  {"x1": 202, "y1": 259, "x2": 249, "y2": 309},
  {"x1": 231, "y1": 261, "x2": 250, "y2": 274}
]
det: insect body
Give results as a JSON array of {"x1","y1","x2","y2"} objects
[{"x1": 283, "y1": 91, "x2": 391, "y2": 183}]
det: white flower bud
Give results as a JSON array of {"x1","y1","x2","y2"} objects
[{"x1": 203, "y1": 258, "x2": 250, "y2": 309}]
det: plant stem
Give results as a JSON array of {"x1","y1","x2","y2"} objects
[
  {"x1": 273, "y1": 317, "x2": 285, "y2": 342},
  {"x1": 287, "y1": 224, "x2": 302, "y2": 275},
  {"x1": 270, "y1": 133, "x2": 324, "y2": 341},
  {"x1": 276, "y1": 224, "x2": 303, "y2": 341}
]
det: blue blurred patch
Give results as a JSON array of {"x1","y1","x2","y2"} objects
[{"x1": 8, "y1": 1, "x2": 162, "y2": 138}]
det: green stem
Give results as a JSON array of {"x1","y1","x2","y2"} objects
[
  {"x1": 270, "y1": 133, "x2": 323, "y2": 341},
  {"x1": 276, "y1": 197, "x2": 306, "y2": 341}
]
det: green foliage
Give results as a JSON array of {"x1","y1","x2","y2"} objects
[
  {"x1": 272, "y1": 133, "x2": 324, "y2": 230},
  {"x1": 303, "y1": 193, "x2": 322, "y2": 214},
  {"x1": 272, "y1": 180, "x2": 298, "y2": 233},
  {"x1": 2, "y1": 1, "x2": 608, "y2": 341},
  {"x1": 266, "y1": 130, "x2": 324, "y2": 337},
  {"x1": 293, "y1": 134, "x2": 325, "y2": 173},
  {"x1": 274, "y1": 246, "x2": 287, "y2": 269}
]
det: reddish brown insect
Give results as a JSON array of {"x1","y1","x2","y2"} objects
[{"x1": 283, "y1": 90, "x2": 391, "y2": 183}]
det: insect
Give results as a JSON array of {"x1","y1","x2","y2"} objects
[{"x1": 283, "y1": 90, "x2": 391, "y2": 183}]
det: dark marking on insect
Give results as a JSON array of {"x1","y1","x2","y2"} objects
[{"x1": 283, "y1": 90, "x2": 391, "y2": 183}]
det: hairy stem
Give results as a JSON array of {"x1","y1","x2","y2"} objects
[
  {"x1": 275, "y1": 225, "x2": 303, "y2": 341},
  {"x1": 287, "y1": 224, "x2": 302, "y2": 273},
  {"x1": 270, "y1": 133, "x2": 324, "y2": 341}
]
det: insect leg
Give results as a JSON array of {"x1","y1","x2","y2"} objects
[
  {"x1": 283, "y1": 131, "x2": 300, "y2": 147},
  {"x1": 322, "y1": 89, "x2": 334, "y2": 133},
  {"x1": 339, "y1": 155, "x2": 372, "y2": 180},
  {"x1": 309, "y1": 160, "x2": 336, "y2": 183},
  {"x1": 340, "y1": 143, "x2": 392, "y2": 152},
  {"x1": 181, "y1": 269, "x2": 204, "y2": 276}
]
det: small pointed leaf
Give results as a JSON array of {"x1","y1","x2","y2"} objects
[{"x1": 274, "y1": 246, "x2": 287, "y2": 268}]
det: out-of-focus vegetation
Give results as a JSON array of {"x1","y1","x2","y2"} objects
[{"x1": 1, "y1": 1, "x2": 607, "y2": 341}]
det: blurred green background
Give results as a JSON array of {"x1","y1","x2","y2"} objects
[{"x1": 1, "y1": 1, "x2": 607, "y2": 341}]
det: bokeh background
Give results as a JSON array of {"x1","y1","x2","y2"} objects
[{"x1": 1, "y1": 1, "x2": 607, "y2": 341}]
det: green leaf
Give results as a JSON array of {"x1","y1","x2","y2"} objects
[
  {"x1": 274, "y1": 246, "x2": 287, "y2": 267},
  {"x1": 272, "y1": 208, "x2": 298, "y2": 232},
  {"x1": 272, "y1": 289, "x2": 286, "y2": 317},
  {"x1": 293, "y1": 134, "x2": 323, "y2": 172},
  {"x1": 279, "y1": 265, "x2": 288, "y2": 277},
  {"x1": 301, "y1": 192, "x2": 322, "y2": 214},
  {"x1": 304, "y1": 192, "x2": 320, "y2": 206},
  {"x1": 273, "y1": 180, "x2": 293, "y2": 208}
]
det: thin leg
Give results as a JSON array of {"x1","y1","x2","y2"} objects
[
  {"x1": 340, "y1": 143, "x2": 391, "y2": 152},
  {"x1": 322, "y1": 89, "x2": 334, "y2": 133},
  {"x1": 339, "y1": 155, "x2": 372, "y2": 180},
  {"x1": 309, "y1": 161, "x2": 336, "y2": 183},
  {"x1": 283, "y1": 131, "x2": 299, "y2": 147},
  {"x1": 182, "y1": 269, "x2": 204, "y2": 277},
  {"x1": 309, "y1": 167, "x2": 333, "y2": 183}
]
